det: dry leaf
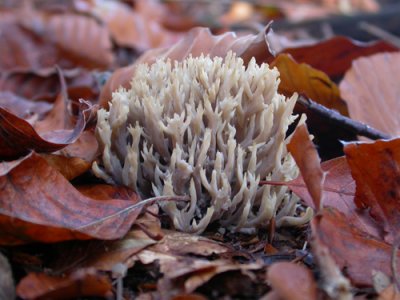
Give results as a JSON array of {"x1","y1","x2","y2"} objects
[
  {"x1": 16, "y1": 268, "x2": 112, "y2": 300},
  {"x1": 283, "y1": 36, "x2": 397, "y2": 79},
  {"x1": 267, "y1": 262, "x2": 317, "y2": 300},
  {"x1": 344, "y1": 139, "x2": 400, "y2": 243},
  {"x1": 41, "y1": 153, "x2": 91, "y2": 180},
  {"x1": 0, "y1": 152, "x2": 141, "y2": 245},
  {"x1": 287, "y1": 124, "x2": 324, "y2": 210},
  {"x1": 0, "y1": 91, "x2": 51, "y2": 120},
  {"x1": 312, "y1": 207, "x2": 399, "y2": 286},
  {"x1": 287, "y1": 157, "x2": 381, "y2": 239},
  {"x1": 340, "y1": 52, "x2": 400, "y2": 138},
  {"x1": 0, "y1": 99, "x2": 92, "y2": 160},
  {"x1": 271, "y1": 53, "x2": 348, "y2": 115},
  {"x1": 75, "y1": 0, "x2": 182, "y2": 51},
  {"x1": 0, "y1": 9, "x2": 113, "y2": 72}
]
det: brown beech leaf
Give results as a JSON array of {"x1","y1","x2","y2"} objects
[
  {"x1": 283, "y1": 36, "x2": 397, "y2": 79},
  {"x1": 16, "y1": 268, "x2": 112, "y2": 300},
  {"x1": 0, "y1": 91, "x2": 52, "y2": 120},
  {"x1": 0, "y1": 99, "x2": 91, "y2": 160},
  {"x1": 58, "y1": 130, "x2": 99, "y2": 163},
  {"x1": 99, "y1": 26, "x2": 274, "y2": 108},
  {"x1": 287, "y1": 124, "x2": 324, "y2": 210},
  {"x1": 0, "y1": 9, "x2": 113, "y2": 72},
  {"x1": 0, "y1": 152, "x2": 141, "y2": 245},
  {"x1": 267, "y1": 262, "x2": 317, "y2": 300},
  {"x1": 340, "y1": 52, "x2": 400, "y2": 137},
  {"x1": 312, "y1": 207, "x2": 400, "y2": 286},
  {"x1": 270, "y1": 54, "x2": 348, "y2": 115},
  {"x1": 287, "y1": 157, "x2": 381, "y2": 239},
  {"x1": 41, "y1": 154, "x2": 91, "y2": 180},
  {"x1": 344, "y1": 139, "x2": 400, "y2": 243},
  {"x1": 0, "y1": 69, "x2": 99, "y2": 102},
  {"x1": 74, "y1": 0, "x2": 182, "y2": 51}
]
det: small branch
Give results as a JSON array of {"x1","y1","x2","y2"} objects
[
  {"x1": 297, "y1": 96, "x2": 391, "y2": 140},
  {"x1": 359, "y1": 22, "x2": 400, "y2": 49}
]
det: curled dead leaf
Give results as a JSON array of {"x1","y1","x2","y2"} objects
[{"x1": 0, "y1": 152, "x2": 141, "y2": 245}]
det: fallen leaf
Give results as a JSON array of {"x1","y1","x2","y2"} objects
[
  {"x1": 99, "y1": 26, "x2": 274, "y2": 108},
  {"x1": 41, "y1": 154, "x2": 92, "y2": 180},
  {"x1": 75, "y1": 0, "x2": 182, "y2": 51},
  {"x1": 287, "y1": 157, "x2": 381, "y2": 239},
  {"x1": 270, "y1": 54, "x2": 348, "y2": 115},
  {"x1": 0, "y1": 69, "x2": 99, "y2": 102},
  {"x1": 287, "y1": 124, "x2": 324, "y2": 209},
  {"x1": 0, "y1": 99, "x2": 91, "y2": 160},
  {"x1": 0, "y1": 152, "x2": 141, "y2": 245},
  {"x1": 16, "y1": 268, "x2": 112, "y2": 300},
  {"x1": 344, "y1": 139, "x2": 400, "y2": 243},
  {"x1": 340, "y1": 52, "x2": 400, "y2": 137},
  {"x1": 312, "y1": 207, "x2": 399, "y2": 286},
  {"x1": 267, "y1": 262, "x2": 317, "y2": 300},
  {"x1": 283, "y1": 36, "x2": 397, "y2": 79},
  {"x1": 0, "y1": 8, "x2": 113, "y2": 72},
  {"x1": 0, "y1": 91, "x2": 52, "y2": 120}
]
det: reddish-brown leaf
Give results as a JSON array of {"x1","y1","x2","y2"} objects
[
  {"x1": 344, "y1": 139, "x2": 400, "y2": 243},
  {"x1": 312, "y1": 207, "x2": 399, "y2": 286},
  {"x1": 0, "y1": 152, "x2": 141, "y2": 245},
  {"x1": 267, "y1": 262, "x2": 317, "y2": 300},
  {"x1": 287, "y1": 124, "x2": 324, "y2": 210},
  {"x1": 0, "y1": 99, "x2": 91, "y2": 160},
  {"x1": 75, "y1": 0, "x2": 182, "y2": 51},
  {"x1": 340, "y1": 52, "x2": 400, "y2": 138},
  {"x1": 0, "y1": 69, "x2": 99, "y2": 102},
  {"x1": 0, "y1": 91, "x2": 52, "y2": 120},
  {"x1": 41, "y1": 154, "x2": 91, "y2": 180},
  {"x1": 288, "y1": 157, "x2": 381, "y2": 239},
  {"x1": 99, "y1": 26, "x2": 274, "y2": 108},
  {"x1": 283, "y1": 36, "x2": 397, "y2": 79},
  {"x1": 270, "y1": 54, "x2": 348, "y2": 115},
  {"x1": 0, "y1": 9, "x2": 113, "y2": 72},
  {"x1": 16, "y1": 268, "x2": 112, "y2": 300}
]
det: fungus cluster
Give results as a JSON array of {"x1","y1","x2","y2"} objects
[{"x1": 93, "y1": 52, "x2": 313, "y2": 233}]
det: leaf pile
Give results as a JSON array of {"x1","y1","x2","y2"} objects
[{"x1": 1, "y1": 0, "x2": 400, "y2": 299}]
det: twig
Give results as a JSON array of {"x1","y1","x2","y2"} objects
[
  {"x1": 297, "y1": 96, "x2": 391, "y2": 140},
  {"x1": 359, "y1": 22, "x2": 400, "y2": 49},
  {"x1": 77, "y1": 195, "x2": 189, "y2": 230}
]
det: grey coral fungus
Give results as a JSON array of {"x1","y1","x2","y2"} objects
[{"x1": 93, "y1": 52, "x2": 313, "y2": 233}]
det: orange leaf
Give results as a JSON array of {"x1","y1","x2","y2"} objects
[
  {"x1": 344, "y1": 139, "x2": 400, "y2": 243},
  {"x1": 287, "y1": 124, "x2": 324, "y2": 210},
  {"x1": 16, "y1": 268, "x2": 112, "y2": 300},
  {"x1": 270, "y1": 53, "x2": 348, "y2": 115},
  {"x1": 0, "y1": 152, "x2": 141, "y2": 245},
  {"x1": 340, "y1": 52, "x2": 400, "y2": 138}
]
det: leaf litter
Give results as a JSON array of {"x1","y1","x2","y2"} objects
[{"x1": 0, "y1": 0, "x2": 400, "y2": 299}]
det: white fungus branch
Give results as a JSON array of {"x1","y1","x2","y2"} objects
[{"x1": 93, "y1": 52, "x2": 313, "y2": 233}]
